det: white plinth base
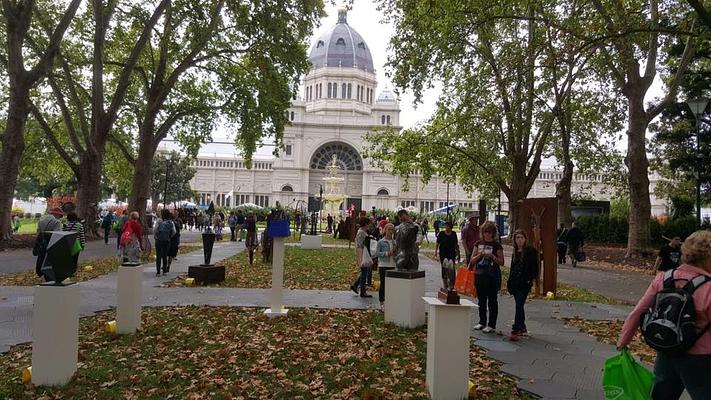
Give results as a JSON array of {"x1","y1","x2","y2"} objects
[
  {"x1": 384, "y1": 271, "x2": 426, "y2": 328},
  {"x1": 423, "y1": 297, "x2": 476, "y2": 400},
  {"x1": 32, "y1": 284, "x2": 79, "y2": 386},
  {"x1": 263, "y1": 308, "x2": 290, "y2": 318},
  {"x1": 116, "y1": 264, "x2": 143, "y2": 334},
  {"x1": 300, "y1": 234, "x2": 322, "y2": 249},
  {"x1": 266, "y1": 237, "x2": 288, "y2": 318}
]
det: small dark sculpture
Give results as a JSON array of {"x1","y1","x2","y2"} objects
[
  {"x1": 394, "y1": 221, "x2": 420, "y2": 271},
  {"x1": 309, "y1": 211, "x2": 318, "y2": 235},
  {"x1": 202, "y1": 201, "x2": 216, "y2": 265},
  {"x1": 438, "y1": 259, "x2": 460, "y2": 304}
]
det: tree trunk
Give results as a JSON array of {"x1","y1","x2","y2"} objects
[
  {"x1": 625, "y1": 96, "x2": 653, "y2": 257},
  {"x1": 128, "y1": 134, "x2": 156, "y2": 222},
  {"x1": 76, "y1": 150, "x2": 104, "y2": 238},
  {"x1": 556, "y1": 160, "x2": 574, "y2": 228},
  {"x1": 0, "y1": 84, "x2": 30, "y2": 241}
]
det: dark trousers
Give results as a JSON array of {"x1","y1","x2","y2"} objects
[
  {"x1": 475, "y1": 276, "x2": 498, "y2": 328},
  {"x1": 378, "y1": 267, "x2": 394, "y2": 302},
  {"x1": 353, "y1": 267, "x2": 371, "y2": 295},
  {"x1": 155, "y1": 240, "x2": 170, "y2": 273},
  {"x1": 653, "y1": 352, "x2": 711, "y2": 399},
  {"x1": 116, "y1": 229, "x2": 122, "y2": 249},
  {"x1": 512, "y1": 290, "x2": 528, "y2": 331},
  {"x1": 557, "y1": 243, "x2": 567, "y2": 264},
  {"x1": 230, "y1": 227, "x2": 236, "y2": 241},
  {"x1": 104, "y1": 227, "x2": 111, "y2": 244}
]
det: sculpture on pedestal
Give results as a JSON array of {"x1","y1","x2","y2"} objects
[
  {"x1": 394, "y1": 210, "x2": 421, "y2": 271},
  {"x1": 437, "y1": 259, "x2": 460, "y2": 304}
]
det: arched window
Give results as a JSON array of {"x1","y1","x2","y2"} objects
[
  {"x1": 341, "y1": 83, "x2": 346, "y2": 99},
  {"x1": 290, "y1": 111, "x2": 294, "y2": 121},
  {"x1": 347, "y1": 83, "x2": 352, "y2": 99},
  {"x1": 332, "y1": 82, "x2": 337, "y2": 98},
  {"x1": 336, "y1": 38, "x2": 346, "y2": 45},
  {"x1": 377, "y1": 188, "x2": 389, "y2": 196},
  {"x1": 381, "y1": 115, "x2": 385, "y2": 124},
  {"x1": 327, "y1": 83, "x2": 332, "y2": 98},
  {"x1": 309, "y1": 141, "x2": 363, "y2": 171},
  {"x1": 281, "y1": 185, "x2": 294, "y2": 192},
  {"x1": 386, "y1": 115, "x2": 391, "y2": 125},
  {"x1": 316, "y1": 40, "x2": 325, "y2": 48}
]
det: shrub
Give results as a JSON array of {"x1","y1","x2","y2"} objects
[
  {"x1": 24, "y1": 213, "x2": 33, "y2": 219},
  {"x1": 11, "y1": 207, "x2": 24, "y2": 215},
  {"x1": 34, "y1": 213, "x2": 42, "y2": 219}
]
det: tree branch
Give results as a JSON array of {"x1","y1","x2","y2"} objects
[
  {"x1": 28, "y1": 100, "x2": 80, "y2": 175},
  {"x1": 108, "y1": 134, "x2": 135, "y2": 165}
]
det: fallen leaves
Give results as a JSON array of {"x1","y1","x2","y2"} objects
[
  {"x1": 564, "y1": 318, "x2": 656, "y2": 364},
  {"x1": 0, "y1": 306, "x2": 531, "y2": 399}
]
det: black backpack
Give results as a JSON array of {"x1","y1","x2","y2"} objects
[{"x1": 640, "y1": 269, "x2": 711, "y2": 354}]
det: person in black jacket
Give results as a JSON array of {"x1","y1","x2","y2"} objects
[
  {"x1": 507, "y1": 229, "x2": 539, "y2": 341},
  {"x1": 566, "y1": 221, "x2": 584, "y2": 267}
]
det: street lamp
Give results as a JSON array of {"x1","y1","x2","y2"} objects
[{"x1": 686, "y1": 97, "x2": 709, "y2": 228}]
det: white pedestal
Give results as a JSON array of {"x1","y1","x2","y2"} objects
[
  {"x1": 384, "y1": 270, "x2": 426, "y2": 328},
  {"x1": 32, "y1": 284, "x2": 79, "y2": 386},
  {"x1": 423, "y1": 297, "x2": 476, "y2": 400},
  {"x1": 116, "y1": 264, "x2": 143, "y2": 334},
  {"x1": 300, "y1": 234, "x2": 323, "y2": 249},
  {"x1": 264, "y1": 237, "x2": 289, "y2": 318}
]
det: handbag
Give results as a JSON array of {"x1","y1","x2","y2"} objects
[
  {"x1": 361, "y1": 248, "x2": 373, "y2": 268},
  {"x1": 576, "y1": 250, "x2": 586, "y2": 262},
  {"x1": 454, "y1": 268, "x2": 476, "y2": 297}
]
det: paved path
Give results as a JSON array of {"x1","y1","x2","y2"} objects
[
  {"x1": 0, "y1": 240, "x2": 661, "y2": 399},
  {"x1": 0, "y1": 230, "x2": 204, "y2": 275}
]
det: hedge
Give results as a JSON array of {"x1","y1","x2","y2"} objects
[{"x1": 575, "y1": 215, "x2": 708, "y2": 246}]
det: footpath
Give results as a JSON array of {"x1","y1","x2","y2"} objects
[{"x1": 1, "y1": 238, "x2": 660, "y2": 399}]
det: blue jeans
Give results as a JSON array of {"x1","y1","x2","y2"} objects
[
  {"x1": 353, "y1": 267, "x2": 371, "y2": 295},
  {"x1": 512, "y1": 290, "x2": 528, "y2": 331},
  {"x1": 652, "y1": 352, "x2": 711, "y2": 399}
]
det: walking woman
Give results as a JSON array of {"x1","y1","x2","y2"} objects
[
  {"x1": 507, "y1": 229, "x2": 539, "y2": 341},
  {"x1": 245, "y1": 213, "x2": 258, "y2": 265},
  {"x1": 350, "y1": 217, "x2": 374, "y2": 298},
  {"x1": 375, "y1": 223, "x2": 396, "y2": 309},
  {"x1": 154, "y1": 209, "x2": 176, "y2": 276},
  {"x1": 617, "y1": 230, "x2": 711, "y2": 399},
  {"x1": 435, "y1": 221, "x2": 460, "y2": 287},
  {"x1": 63, "y1": 212, "x2": 86, "y2": 267},
  {"x1": 119, "y1": 211, "x2": 144, "y2": 263},
  {"x1": 469, "y1": 221, "x2": 505, "y2": 333}
]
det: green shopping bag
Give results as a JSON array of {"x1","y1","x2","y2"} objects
[
  {"x1": 602, "y1": 348, "x2": 654, "y2": 400},
  {"x1": 70, "y1": 239, "x2": 83, "y2": 256}
]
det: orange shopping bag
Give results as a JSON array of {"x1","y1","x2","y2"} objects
[{"x1": 454, "y1": 268, "x2": 477, "y2": 297}]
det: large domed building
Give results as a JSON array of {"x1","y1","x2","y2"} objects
[{"x1": 186, "y1": 7, "x2": 667, "y2": 218}]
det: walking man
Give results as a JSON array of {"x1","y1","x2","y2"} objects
[
  {"x1": 566, "y1": 222, "x2": 584, "y2": 267},
  {"x1": 235, "y1": 209, "x2": 245, "y2": 241},
  {"x1": 228, "y1": 212, "x2": 237, "y2": 241}
]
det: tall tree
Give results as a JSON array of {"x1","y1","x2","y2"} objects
[
  {"x1": 150, "y1": 151, "x2": 196, "y2": 211},
  {"x1": 0, "y1": 0, "x2": 81, "y2": 241},
  {"x1": 118, "y1": 0, "x2": 324, "y2": 218},
  {"x1": 368, "y1": 0, "x2": 599, "y2": 230},
  {"x1": 589, "y1": 0, "x2": 698, "y2": 257},
  {"x1": 30, "y1": 0, "x2": 169, "y2": 235}
]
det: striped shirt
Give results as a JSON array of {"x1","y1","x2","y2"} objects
[{"x1": 63, "y1": 221, "x2": 86, "y2": 249}]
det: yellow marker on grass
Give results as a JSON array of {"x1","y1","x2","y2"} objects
[
  {"x1": 84, "y1": 265, "x2": 94, "y2": 272},
  {"x1": 21, "y1": 366, "x2": 31, "y2": 384},
  {"x1": 105, "y1": 320, "x2": 117, "y2": 334}
]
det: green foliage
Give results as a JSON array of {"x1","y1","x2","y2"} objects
[
  {"x1": 151, "y1": 152, "x2": 197, "y2": 206},
  {"x1": 669, "y1": 196, "x2": 695, "y2": 219},
  {"x1": 609, "y1": 198, "x2": 630, "y2": 220},
  {"x1": 576, "y1": 214, "x2": 706, "y2": 245}
]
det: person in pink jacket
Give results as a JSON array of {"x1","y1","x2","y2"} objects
[{"x1": 617, "y1": 230, "x2": 711, "y2": 399}]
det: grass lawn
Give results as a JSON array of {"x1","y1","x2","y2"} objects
[
  {"x1": 0, "y1": 306, "x2": 531, "y2": 400},
  {"x1": 0, "y1": 245, "x2": 202, "y2": 287},
  {"x1": 285, "y1": 233, "x2": 352, "y2": 246},
  {"x1": 565, "y1": 318, "x2": 655, "y2": 364},
  {"x1": 167, "y1": 247, "x2": 359, "y2": 290},
  {"x1": 16, "y1": 220, "x2": 38, "y2": 235}
]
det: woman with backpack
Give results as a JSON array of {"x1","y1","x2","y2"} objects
[
  {"x1": 617, "y1": 230, "x2": 711, "y2": 399},
  {"x1": 507, "y1": 229, "x2": 539, "y2": 341},
  {"x1": 468, "y1": 221, "x2": 505, "y2": 333},
  {"x1": 119, "y1": 212, "x2": 144, "y2": 263},
  {"x1": 154, "y1": 209, "x2": 176, "y2": 276}
]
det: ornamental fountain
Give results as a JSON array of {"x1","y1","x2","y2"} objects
[{"x1": 322, "y1": 154, "x2": 347, "y2": 218}]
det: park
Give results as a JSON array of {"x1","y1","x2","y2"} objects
[{"x1": 1, "y1": 0, "x2": 711, "y2": 399}]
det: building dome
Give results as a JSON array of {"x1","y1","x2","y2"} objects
[
  {"x1": 376, "y1": 88, "x2": 397, "y2": 103},
  {"x1": 308, "y1": 8, "x2": 374, "y2": 73}
]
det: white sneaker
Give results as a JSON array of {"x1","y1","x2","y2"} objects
[
  {"x1": 473, "y1": 324, "x2": 484, "y2": 330},
  {"x1": 482, "y1": 326, "x2": 495, "y2": 333}
]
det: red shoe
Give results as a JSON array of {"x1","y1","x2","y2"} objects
[{"x1": 509, "y1": 333, "x2": 519, "y2": 342}]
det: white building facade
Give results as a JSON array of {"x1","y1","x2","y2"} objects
[{"x1": 189, "y1": 9, "x2": 667, "y2": 217}]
